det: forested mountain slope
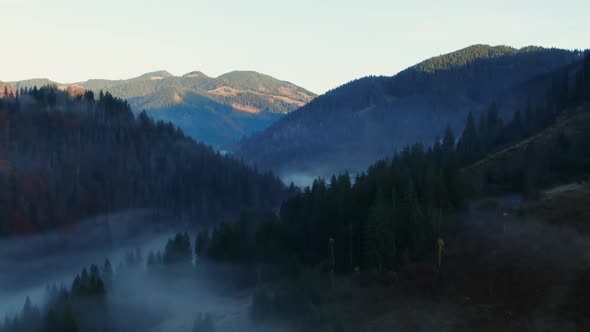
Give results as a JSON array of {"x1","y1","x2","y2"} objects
[
  {"x1": 463, "y1": 103, "x2": 590, "y2": 195},
  {"x1": 11, "y1": 71, "x2": 316, "y2": 148},
  {"x1": 0, "y1": 87, "x2": 286, "y2": 237},
  {"x1": 236, "y1": 45, "x2": 584, "y2": 176},
  {"x1": 457, "y1": 51, "x2": 590, "y2": 195}
]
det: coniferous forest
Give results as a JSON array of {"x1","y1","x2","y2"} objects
[
  {"x1": 1, "y1": 40, "x2": 590, "y2": 332},
  {"x1": 0, "y1": 87, "x2": 286, "y2": 236}
]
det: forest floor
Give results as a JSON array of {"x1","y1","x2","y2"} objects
[{"x1": 311, "y1": 190, "x2": 590, "y2": 332}]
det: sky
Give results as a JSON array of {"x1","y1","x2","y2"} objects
[{"x1": 1, "y1": 0, "x2": 588, "y2": 94}]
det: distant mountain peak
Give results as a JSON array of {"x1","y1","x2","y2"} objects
[
  {"x1": 6, "y1": 69, "x2": 316, "y2": 148},
  {"x1": 182, "y1": 71, "x2": 209, "y2": 78},
  {"x1": 11, "y1": 78, "x2": 57, "y2": 88},
  {"x1": 410, "y1": 44, "x2": 548, "y2": 74},
  {"x1": 216, "y1": 71, "x2": 316, "y2": 98},
  {"x1": 137, "y1": 70, "x2": 175, "y2": 80},
  {"x1": 235, "y1": 45, "x2": 581, "y2": 175},
  {"x1": 217, "y1": 70, "x2": 280, "y2": 83}
]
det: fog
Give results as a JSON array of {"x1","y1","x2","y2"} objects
[
  {"x1": 4, "y1": 194, "x2": 590, "y2": 331},
  {"x1": 280, "y1": 172, "x2": 318, "y2": 188},
  {"x1": 0, "y1": 211, "x2": 163, "y2": 309},
  {"x1": 0, "y1": 210, "x2": 289, "y2": 332},
  {"x1": 281, "y1": 170, "x2": 359, "y2": 188},
  {"x1": 109, "y1": 266, "x2": 287, "y2": 332}
]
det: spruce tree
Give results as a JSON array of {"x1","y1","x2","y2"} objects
[
  {"x1": 457, "y1": 112, "x2": 480, "y2": 164},
  {"x1": 102, "y1": 259, "x2": 113, "y2": 288},
  {"x1": 442, "y1": 126, "x2": 455, "y2": 153}
]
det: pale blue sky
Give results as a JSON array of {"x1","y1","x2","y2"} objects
[{"x1": 1, "y1": 0, "x2": 588, "y2": 93}]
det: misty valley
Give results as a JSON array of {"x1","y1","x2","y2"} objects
[
  {"x1": 1, "y1": 22, "x2": 590, "y2": 332},
  {"x1": 0, "y1": 211, "x2": 286, "y2": 332}
]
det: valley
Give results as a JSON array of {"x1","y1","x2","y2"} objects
[{"x1": 0, "y1": 8, "x2": 589, "y2": 330}]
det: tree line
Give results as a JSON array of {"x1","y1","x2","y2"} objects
[
  {"x1": 457, "y1": 51, "x2": 590, "y2": 165},
  {"x1": 456, "y1": 51, "x2": 590, "y2": 193},
  {"x1": 0, "y1": 86, "x2": 286, "y2": 236},
  {"x1": 1, "y1": 264, "x2": 108, "y2": 332},
  {"x1": 0, "y1": 234, "x2": 217, "y2": 332},
  {"x1": 196, "y1": 140, "x2": 464, "y2": 274},
  {"x1": 196, "y1": 51, "x2": 590, "y2": 275}
]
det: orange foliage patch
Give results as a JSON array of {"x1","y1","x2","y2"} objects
[
  {"x1": 0, "y1": 83, "x2": 16, "y2": 98},
  {"x1": 208, "y1": 86, "x2": 240, "y2": 97},
  {"x1": 174, "y1": 93, "x2": 183, "y2": 104},
  {"x1": 231, "y1": 103, "x2": 261, "y2": 114},
  {"x1": 64, "y1": 84, "x2": 86, "y2": 97}
]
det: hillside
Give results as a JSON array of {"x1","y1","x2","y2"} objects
[
  {"x1": 463, "y1": 103, "x2": 590, "y2": 195},
  {"x1": 0, "y1": 87, "x2": 287, "y2": 237},
  {"x1": 235, "y1": 45, "x2": 583, "y2": 177},
  {"x1": 11, "y1": 71, "x2": 316, "y2": 148}
]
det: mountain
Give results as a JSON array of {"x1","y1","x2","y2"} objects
[
  {"x1": 0, "y1": 87, "x2": 287, "y2": 237},
  {"x1": 235, "y1": 45, "x2": 584, "y2": 177},
  {"x1": 464, "y1": 103, "x2": 590, "y2": 196},
  {"x1": 452, "y1": 50, "x2": 590, "y2": 196},
  {"x1": 11, "y1": 71, "x2": 316, "y2": 148}
]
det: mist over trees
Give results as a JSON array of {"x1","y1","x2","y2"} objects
[
  {"x1": 2, "y1": 48, "x2": 590, "y2": 332},
  {"x1": 0, "y1": 86, "x2": 286, "y2": 237},
  {"x1": 2, "y1": 231, "x2": 246, "y2": 332},
  {"x1": 200, "y1": 48, "x2": 590, "y2": 272},
  {"x1": 1, "y1": 265, "x2": 108, "y2": 332}
]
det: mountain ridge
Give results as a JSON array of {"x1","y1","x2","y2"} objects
[
  {"x1": 8, "y1": 70, "x2": 316, "y2": 148},
  {"x1": 235, "y1": 44, "x2": 585, "y2": 176}
]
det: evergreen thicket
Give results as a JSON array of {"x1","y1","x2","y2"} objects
[
  {"x1": 201, "y1": 142, "x2": 463, "y2": 272},
  {"x1": 1, "y1": 266, "x2": 108, "y2": 332},
  {"x1": 0, "y1": 86, "x2": 286, "y2": 236},
  {"x1": 3, "y1": 51, "x2": 590, "y2": 332},
  {"x1": 457, "y1": 52, "x2": 590, "y2": 169},
  {"x1": 204, "y1": 52, "x2": 590, "y2": 273},
  {"x1": 237, "y1": 46, "x2": 583, "y2": 172}
]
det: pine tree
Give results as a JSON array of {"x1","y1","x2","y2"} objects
[
  {"x1": 63, "y1": 305, "x2": 79, "y2": 332},
  {"x1": 457, "y1": 112, "x2": 480, "y2": 164},
  {"x1": 20, "y1": 296, "x2": 41, "y2": 331},
  {"x1": 44, "y1": 308, "x2": 60, "y2": 332},
  {"x1": 365, "y1": 196, "x2": 395, "y2": 272},
  {"x1": 102, "y1": 259, "x2": 113, "y2": 288},
  {"x1": 164, "y1": 233, "x2": 193, "y2": 265},
  {"x1": 442, "y1": 126, "x2": 455, "y2": 153},
  {"x1": 486, "y1": 101, "x2": 501, "y2": 132}
]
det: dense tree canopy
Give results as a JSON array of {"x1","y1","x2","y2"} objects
[
  {"x1": 0, "y1": 86, "x2": 286, "y2": 236},
  {"x1": 201, "y1": 142, "x2": 464, "y2": 273},
  {"x1": 237, "y1": 46, "x2": 583, "y2": 174},
  {"x1": 457, "y1": 51, "x2": 590, "y2": 168},
  {"x1": 1, "y1": 265, "x2": 108, "y2": 332}
]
